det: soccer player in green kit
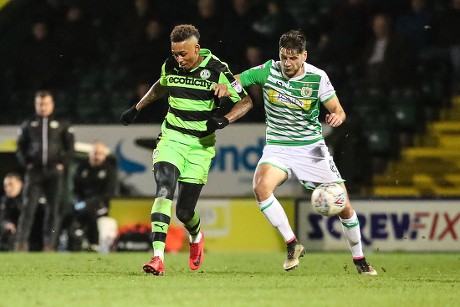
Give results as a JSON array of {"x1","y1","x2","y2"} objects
[
  {"x1": 120, "y1": 24, "x2": 253, "y2": 276},
  {"x1": 230, "y1": 30, "x2": 377, "y2": 275}
]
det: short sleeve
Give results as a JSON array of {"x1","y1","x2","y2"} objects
[
  {"x1": 239, "y1": 60, "x2": 273, "y2": 87},
  {"x1": 218, "y1": 71, "x2": 247, "y2": 103},
  {"x1": 318, "y1": 70, "x2": 336, "y2": 103},
  {"x1": 159, "y1": 62, "x2": 168, "y2": 86}
]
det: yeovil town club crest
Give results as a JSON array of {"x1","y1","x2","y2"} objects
[{"x1": 301, "y1": 87, "x2": 313, "y2": 97}]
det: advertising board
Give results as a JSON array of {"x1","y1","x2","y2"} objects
[{"x1": 296, "y1": 199, "x2": 460, "y2": 251}]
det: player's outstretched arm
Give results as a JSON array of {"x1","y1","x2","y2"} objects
[
  {"x1": 120, "y1": 80, "x2": 168, "y2": 125},
  {"x1": 225, "y1": 95, "x2": 253, "y2": 123}
]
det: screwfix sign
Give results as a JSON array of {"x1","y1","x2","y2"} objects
[{"x1": 296, "y1": 199, "x2": 460, "y2": 251}]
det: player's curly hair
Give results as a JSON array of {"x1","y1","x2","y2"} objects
[
  {"x1": 279, "y1": 30, "x2": 306, "y2": 54},
  {"x1": 170, "y1": 24, "x2": 200, "y2": 43}
]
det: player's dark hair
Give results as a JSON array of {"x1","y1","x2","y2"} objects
[
  {"x1": 35, "y1": 90, "x2": 53, "y2": 98},
  {"x1": 170, "y1": 24, "x2": 200, "y2": 43},
  {"x1": 4, "y1": 172, "x2": 22, "y2": 182},
  {"x1": 279, "y1": 30, "x2": 307, "y2": 54}
]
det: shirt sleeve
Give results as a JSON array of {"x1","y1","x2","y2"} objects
[
  {"x1": 239, "y1": 60, "x2": 272, "y2": 87},
  {"x1": 159, "y1": 61, "x2": 168, "y2": 86},
  {"x1": 218, "y1": 71, "x2": 247, "y2": 104},
  {"x1": 318, "y1": 69, "x2": 336, "y2": 103}
]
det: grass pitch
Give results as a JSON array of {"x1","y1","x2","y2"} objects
[{"x1": 1, "y1": 251, "x2": 459, "y2": 307}]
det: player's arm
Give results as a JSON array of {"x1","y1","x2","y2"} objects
[
  {"x1": 212, "y1": 74, "x2": 253, "y2": 123},
  {"x1": 224, "y1": 94, "x2": 253, "y2": 123},
  {"x1": 135, "y1": 80, "x2": 168, "y2": 110},
  {"x1": 213, "y1": 74, "x2": 242, "y2": 98},
  {"x1": 213, "y1": 59, "x2": 270, "y2": 97},
  {"x1": 120, "y1": 80, "x2": 168, "y2": 126},
  {"x1": 323, "y1": 95, "x2": 346, "y2": 127},
  {"x1": 207, "y1": 70, "x2": 253, "y2": 132}
]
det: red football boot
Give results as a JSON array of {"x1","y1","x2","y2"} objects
[
  {"x1": 189, "y1": 231, "x2": 204, "y2": 270},
  {"x1": 143, "y1": 256, "x2": 165, "y2": 276}
]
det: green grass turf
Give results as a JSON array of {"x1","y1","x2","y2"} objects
[{"x1": 1, "y1": 251, "x2": 459, "y2": 307}]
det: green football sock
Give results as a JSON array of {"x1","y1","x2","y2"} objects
[
  {"x1": 184, "y1": 211, "x2": 201, "y2": 240},
  {"x1": 151, "y1": 198, "x2": 172, "y2": 253}
]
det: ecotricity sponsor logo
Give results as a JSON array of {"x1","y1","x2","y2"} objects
[{"x1": 168, "y1": 76, "x2": 213, "y2": 89}]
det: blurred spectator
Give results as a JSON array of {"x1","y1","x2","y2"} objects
[
  {"x1": 222, "y1": 0, "x2": 261, "y2": 70},
  {"x1": 252, "y1": 0, "x2": 298, "y2": 59},
  {"x1": 316, "y1": 0, "x2": 372, "y2": 96},
  {"x1": 396, "y1": 0, "x2": 435, "y2": 52},
  {"x1": 116, "y1": 0, "x2": 157, "y2": 49},
  {"x1": 15, "y1": 90, "x2": 75, "y2": 252},
  {"x1": 436, "y1": 0, "x2": 460, "y2": 94},
  {"x1": 329, "y1": 0, "x2": 372, "y2": 67},
  {"x1": 15, "y1": 20, "x2": 62, "y2": 90},
  {"x1": 192, "y1": 0, "x2": 226, "y2": 57},
  {"x1": 70, "y1": 142, "x2": 117, "y2": 252},
  {"x1": 118, "y1": 18, "x2": 170, "y2": 80},
  {"x1": 1, "y1": 0, "x2": 458, "y2": 124},
  {"x1": 356, "y1": 13, "x2": 415, "y2": 93},
  {"x1": 0, "y1": 173, "x2": 23, "y2": 251},
  {"x1": 55, "y1": 5, "x2": 99, "y2": 68}
]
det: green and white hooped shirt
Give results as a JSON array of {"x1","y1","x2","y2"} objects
[{"x1": 239, "y1": 60, "x2": 336, "y2": 146}]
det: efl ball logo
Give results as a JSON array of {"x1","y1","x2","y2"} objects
[{"x1": 311, "y1": 183, "x2": 346, "y2": 216}]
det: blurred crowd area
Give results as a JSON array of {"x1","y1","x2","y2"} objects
[{"x1": 0, "y1": 0, "x2": 459, "y2": 127}]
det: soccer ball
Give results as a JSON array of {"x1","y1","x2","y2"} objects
[{"x1": 311, "y1": 183, "x2": 347, "y2": 216}]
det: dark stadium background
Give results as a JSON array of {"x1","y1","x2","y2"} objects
[{"x1": 1, "y1": 0, "x2": 459, "y2": 197}]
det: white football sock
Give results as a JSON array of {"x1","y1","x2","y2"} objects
[
  {"x1": 258, "y1": 194, "x2": 295, "y2": 242},
  {"x1": 339, "y1": 210, "x2": 364, "y2": 259},
  {"x1": 189, "y1": 231, "x2": 202, "y2": 243},
  {"x1": 153, "y1": 250, "x2": 164, "y2": 261}
]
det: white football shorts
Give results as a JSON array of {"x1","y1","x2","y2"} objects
[{"x1": 258, "y1": 140, "x2": 345, "y2": 190}]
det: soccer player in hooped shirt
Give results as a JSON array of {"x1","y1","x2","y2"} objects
[
  {"x1": 120, "y1": 24, "x2": 253, "y2": 276},
  {"x1": 234, "y1": 30, "x2": 377, "y2": 275}
]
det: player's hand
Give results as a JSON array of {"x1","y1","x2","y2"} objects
[
  {"x1": 206, "y1": 116, "x2": 229, "y2": 132},
  {"x1": 325, "y1": 113, "x2": 343, "y2": 127},
  {"x1": 213, "y1": 84, "x2": 231, "y2": 98},
  {"x1": 120, "y1": 105, "x2": 139, "y2": 126}
]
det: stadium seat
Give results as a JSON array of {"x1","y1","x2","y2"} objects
[
  {"x1": 372, "y1": 186, "x2": 422, "y2": 197},
  {"x1": 53, "y1": 90, "x2": 75, "y2": 118},
  {"x1": 75, "y1": 91, "x2": 107, "y2": 123},
  {"x1": 387, "y1": 94, "x2": 420, "y2": 132}
]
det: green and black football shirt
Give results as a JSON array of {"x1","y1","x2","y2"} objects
[{"x1": 159, "y1": 48, "x2": 246, "y2": 146}]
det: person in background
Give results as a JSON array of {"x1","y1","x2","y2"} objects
[
  {"x1": 15, "y1": 90, "x2": 75, "y2": 252},
  {"x1": 225, "y1": 30, "x2": 377, "y2": 275},
  {"x1": 120, "y1": 24, "x2": 253, "y2": 276},
  {"x1": 71, "y1": 142, "x2": 117, "y2": 252},
  {"x1": 358, "y1": 13, "x2": 414, "y2": 93},
  {"x1": 0, "y1": 173, "x2": 23, "y2": 251},
  {"x1": 16, "y1": 20, "x2": 60, "y2": 90},
  {"x1": 436, "y1": 0, "x2": 460, "y2": 94}
]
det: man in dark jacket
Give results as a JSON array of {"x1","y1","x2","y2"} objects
[
  {"x1": 15, "y1": 90, "x2": 75, "y2": 252},
  {"x1": 0, "y1": 173, "x2": 23, "y2": 251},
  {"x1": 72, "y1": 141, "x2": 116, "y2": 251}
]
